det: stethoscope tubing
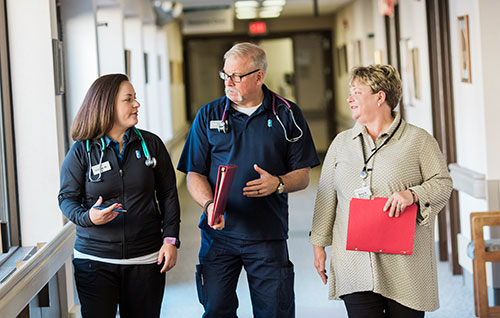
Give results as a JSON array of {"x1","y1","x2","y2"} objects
[
  {"x1": 220, "y1": 91, "x2": 303, "y2": 143},
  {"x1": 86, "y1": 128, "x2": 156, "y2": 183}
]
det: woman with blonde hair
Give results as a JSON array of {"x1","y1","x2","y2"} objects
[{"x1": 310, "y1": 64, "x2": 452, "y2": 317}]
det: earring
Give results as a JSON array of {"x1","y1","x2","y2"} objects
[{"x1": 377, "y1": 102, "x2": 381, "y2": 107}]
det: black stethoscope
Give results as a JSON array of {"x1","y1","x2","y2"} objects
[
  {"x1": 86, "y1": 127, "x2": 156, "y2": 182},
  {"x1": 358, "y1": 117, "x2": 402, "y2": 180},
  {"x1": 217, "y1": 91, "x2": 303, "y2": 143}
]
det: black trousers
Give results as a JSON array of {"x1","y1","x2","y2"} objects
[
  {"x1": 73, "y1": 259, "x2": 166, "y2": 318},
  {"x1": 341, "y1": 291, "x2": 424, "y2": 318}
]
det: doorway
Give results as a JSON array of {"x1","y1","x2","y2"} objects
[{"x1": 184, "y1": 31, "x2": 336, "y2": 153}]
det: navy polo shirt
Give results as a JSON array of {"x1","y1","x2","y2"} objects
[{"x1": 178, "y1": 85, "x2": 320, "y2": 240}]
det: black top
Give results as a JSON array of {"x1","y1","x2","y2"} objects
[{"x1": 59, "y1": 128, "x2": 180, "y2": 259}]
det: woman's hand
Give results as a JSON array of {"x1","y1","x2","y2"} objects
[
  {"x1": 89, "y1": 196, "x2": 120, "y2": 225},
  {"x1": 158, "y1": 243, "x2": 177, "y2": 273},
  {"x1": 313, "y1": 245, "x2": 328, "y2": 285},
  {"x1": 383, "y1": 190, "x2": 415, "y2": 217},
  {"x1": 207, "y1": 202, "x2": 225, "y2": 230}
]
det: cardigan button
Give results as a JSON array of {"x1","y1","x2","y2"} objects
[{"x1": 425, "y1": 202, "x2": 430, "y2": 207}]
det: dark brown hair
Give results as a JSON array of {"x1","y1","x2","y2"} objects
[{"x1": 71, "y1": 73, "x2": 129, "y2": 141}]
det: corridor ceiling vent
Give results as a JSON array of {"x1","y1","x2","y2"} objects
[
  {"x1": 152, "y1": 0, "x2": 183, "y2": 26},
  {"x1": 235, "y1": 0, "x2": 286, "y2": 20}
]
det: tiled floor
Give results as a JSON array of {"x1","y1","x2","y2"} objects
[{"x1": 161, "y1": 167, "x2": 475, "y2": 317}]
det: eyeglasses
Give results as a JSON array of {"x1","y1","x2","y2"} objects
[{"x1": 218, "y1": 69, "x2": 260, "y2": 83}]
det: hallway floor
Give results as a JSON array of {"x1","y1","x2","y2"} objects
[{"x1": 161, "y1": 167, "x2": 475, "y2": 317}]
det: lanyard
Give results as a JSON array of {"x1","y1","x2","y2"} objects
[{"x1": 358, "y1": 117, "x2": 402, "y2": 179}]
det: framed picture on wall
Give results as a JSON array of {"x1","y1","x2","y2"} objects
[
  {"x1": 399, "y1": 38, "x2": 414, "y2": 106},
  {"x1": 411, "y1": 47, "x2": 421, "y2": 100},
  {"x1": 341, "y1": 44, "x2": 348, "y2": 74},
  {"x1": 457, "y1": 15, "x2": 472, "y2": 83},
  {"x1": 124, "y1": 50, "x2": 131, "y2": 78},
  {"x1": 353, "y1": 39, "x2": 362, "y2": 67},
  {"x1": 337, "y1": 45, "x2": 348, "y2": 75}
]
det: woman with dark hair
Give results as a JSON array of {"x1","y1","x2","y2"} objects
[
  {"x1": 59, "y1": 74, "x2": 180, "y2": 317},
  {"x1": 310, "y1": 64, "x2": 452, "y2": 317}
]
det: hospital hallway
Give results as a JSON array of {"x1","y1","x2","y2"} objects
[
  {"x1": 2, "y1": 0, "x2": 500, "y2": 316},
  {"x1": 160, "y1": 167, "x2": 475, "y2": 318}
]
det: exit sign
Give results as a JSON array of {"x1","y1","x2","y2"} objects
[{"x1": 249, "y1": 21, "x2": 267, "y2": 35}]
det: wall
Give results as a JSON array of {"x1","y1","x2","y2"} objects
[
  {"x1": 260, "y1": 38, "x2": 294, "y2": 99},
  {"x1": 333, "y1": 0, "x2": 372, "y2": 132},
  {"x1": 398, "y1": 0, "x2": 433, "y2": 133},
  {"x1": 449, "y1": 0, "x2": 500, "y2": 280},
  {"x1": 96, "y1": 7, "x2": 125, "y2": 75},
  {"x1": 165, "y1": 20, "x2": 188, "y2": 185},
  {"x1": 61, "y1": 0, "x2": 100, "y2": 135},
  {"x1": 7, "y1": 0, "x2": 65, "y2": 245}
]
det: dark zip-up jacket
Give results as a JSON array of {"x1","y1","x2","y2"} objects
[{"x1": 58, "y1": 128, "x2": 180, "y2": 259}]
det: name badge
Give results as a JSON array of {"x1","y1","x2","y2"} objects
[
  {"x1": 210, "y1": 120, "x2": 222, "y2": 129},
  {"x1": 354, "y1": 186, "x2": 372, "y2": 199},
  {"x1": 91, "y1": 161, "x2": 112, "y2": 175}
]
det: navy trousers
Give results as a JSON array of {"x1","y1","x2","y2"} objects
[
  {"x1": 73, "y1": 259, "x2": 165, "y2": 318},
  {"x1": 196, "y1": 230, "x2": 295, "y2": 318},
  {"x1": 341, "y1": 291, "x2": 424, "y2": 318}
]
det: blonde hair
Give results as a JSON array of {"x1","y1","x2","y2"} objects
[
  {"x1": 224, "y1": 42, "x2": 267, "y2": 73},
  {"x1": 71, "y1": 74, "x2": 129, "y2": 141},
  {"x1": 349, "y1": 64, "x2": 402, "y2": 110}
]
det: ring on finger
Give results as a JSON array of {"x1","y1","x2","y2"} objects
[{"x1": 257, "y1": 190, "x2": 260, "y2": 195}]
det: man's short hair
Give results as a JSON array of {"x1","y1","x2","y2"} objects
[{"x1": 224, "y1": 42, "x2": 267, "y2": 73}]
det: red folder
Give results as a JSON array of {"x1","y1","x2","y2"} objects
[
  {"x1": 208, "y1": 165, "x2": 237, "y2": 226},
  {"x1": 346, "y1": 197, "x2": 418, "y2": 255}
]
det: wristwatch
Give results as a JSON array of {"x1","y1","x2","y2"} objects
[
  {"x1": 276, "y1": 175, "x2": 285, "y2": 194},
  {"x1": 163, "y1": 237, "x2": 181, "y2": 248}
]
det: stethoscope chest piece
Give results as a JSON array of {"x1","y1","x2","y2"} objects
[
  {"x1": 145, "y1": 156, "x2": 157, "y2": 168},
  {"x1": 86, "y1": 128, "x2": 157, "y2": 182}
]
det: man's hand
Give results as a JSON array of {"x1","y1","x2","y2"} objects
[
  {"x1": 89, "y1": 196, "x2": 120, "y2": 225},
  {"x1": 313, "y1": 245, "x2": 328, "y2": 285},
  {"x1": 243, "y1": 164, "x2": 280, "y2": 197},
  {"x1": 158, "y1": 243, "x2": 177, "y2": 273},
  {"x1": 206, "y1": 202, "x2": 225, "y2": 230}
]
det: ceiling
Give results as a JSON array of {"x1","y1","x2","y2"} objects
[{"x1": 177, "y1": 0, "x2": 352, "y2": 17}]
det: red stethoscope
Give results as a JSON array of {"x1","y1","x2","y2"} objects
[{"x1": 217, "y1": 91, "x2": 303, "y2": 143}]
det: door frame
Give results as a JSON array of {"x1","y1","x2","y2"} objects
[
  {"x1": 426, "y1": 0, "x2": 461, "y2": 275},
  {"x1": 182, "y1": 30, "x2": 337, "y2": 142}
]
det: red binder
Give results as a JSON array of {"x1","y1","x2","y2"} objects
[
  {"x1": 209, "y1": 165, "x2": 237, "y2": 226},
  {"x1": 346, "y1": 197, "x2": 418, "y2": 255}
]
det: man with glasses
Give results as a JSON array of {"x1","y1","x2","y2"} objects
[{"x1": 178, "y1": 42, "x2": 319, "y2": 318}]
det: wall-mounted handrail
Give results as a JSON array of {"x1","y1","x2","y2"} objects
[
  {"x1": 0, "y1": 222, "x2": 75, "y2": 317},
  {"x1": 449, "y1": 163, "x2": 486, "y2": 199}
]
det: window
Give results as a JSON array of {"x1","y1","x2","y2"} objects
[{"x1": 0, "y1": 0, "x2": 19, "y2": 252}]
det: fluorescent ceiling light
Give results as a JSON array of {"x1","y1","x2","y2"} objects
[
  {"x1": 259, "y1": 11, "x2": 280, "y2": 18},
  {"x1": 237, "y1": 13, "x2": 258, "y2": 19},
  {"x1": 262, "y1": 0, "x2": 286, "y2": 6},
  {"x1": 236, "y1": 8, "x2": 257, "y2": 14},
  {"x1": 235, "y1": 1, "x2": 259, "y2": 8},
  {"x1": 260, "y1": 6, "x2": 282, "y2": 13}
]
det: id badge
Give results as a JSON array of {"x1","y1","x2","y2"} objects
[
  {"x1": 354, "y1": 186, "x2": 372, "y2": 199},
  {"x1": 91, "y1": 161, "x2": 112, "y2": 175},
  {"x1": 210, "y1": 120, "x2": 222, "y2": 129}
]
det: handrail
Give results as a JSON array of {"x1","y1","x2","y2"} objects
[{"x1": 0, "y1": 222, "x2": 75, "y2": 317}]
